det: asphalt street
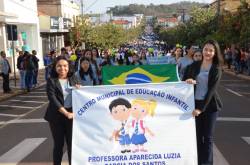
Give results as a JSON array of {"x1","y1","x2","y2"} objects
[{"x1": 0, "y1": 72, "x2": 249, "y2": 165}]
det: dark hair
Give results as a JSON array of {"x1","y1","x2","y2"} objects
[
  {"x1": 61, "y1": 47, "x2": 66, "y2": 52},
  {"x1": 32, "y1": 50, "x2": 36, "y2": 54},
  {"x1": 50, "y1": 56, "x2": 74, "y2": 78},
  {"x1": 79, "y1": 57, "x2": 94, "y2": 81},
  {"x1": 92, "y1": 47, "x2": 100, "y2": 58},
  {"x1": 109, "y1": 98, "x2": 131, "y2": 113},
  {"x1": 203, "y1": 40, "x2": 224, "y2": 66},
  {"x1": 174, "y1": 47, "x2": 183, "y2": 57}
]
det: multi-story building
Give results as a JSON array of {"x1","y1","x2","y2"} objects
[
  {"x1": 112, "y1": 20, "x2": 132, "y2": 29},
  {"x1": 157, "y1": 17, "x2": 178, "y2": 28},
  {"x1": 0, "y1": 0, "x2": 42, "y2": 70},
  {"x1": 37, "y1": 0, "x2": 80, "y2": 55}
]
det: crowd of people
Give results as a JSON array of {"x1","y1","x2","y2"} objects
[
  {"x1": 224, "y1": 45, "x2": 250, "y2": 75},
  {"x1": 39, "y1": 39, "x2": 223, "y2": 165},
  {"x1": 0, "y1": 39, "x2": 246, "y2": 165},
  {"x1": 0, "y1": 50, "x2": 39, "y2": 93}
]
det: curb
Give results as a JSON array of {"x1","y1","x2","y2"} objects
[
  {"x1": 223, "y1": 69, "x2": 250, "y2": 81},
  {"x1": 0, "y1": 82, "x2": 47, "y2": 102}
]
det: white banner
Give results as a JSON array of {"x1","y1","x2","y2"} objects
[{"x1": 72, "y1": 82, "x2": 197, "y2": 165}]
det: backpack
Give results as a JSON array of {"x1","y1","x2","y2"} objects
[
  {"x1": 132, "y1": 120, "x2": 145, "y2": 133},
  {"x1": 26, "y1": 57, "x2": 35, "y2": 70}
]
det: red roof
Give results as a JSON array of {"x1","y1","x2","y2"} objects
[
  {"x1": 158, "y1": 17, "x2": 178, "y2": 23},
  {"x1": 112, "y1": 20, "x2": 130, "y2": 25}
]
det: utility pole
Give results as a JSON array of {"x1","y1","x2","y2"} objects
[
  {"x1": 217, "y1": 0, "x2": 221, "y2": 16},
  {"x1": 217, "y1": 0, "x2": 221, "y2": 28},
  {"x1": 81, "y1": 0, "x2": 84, "y2": 15}
]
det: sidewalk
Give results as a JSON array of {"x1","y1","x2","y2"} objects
[
  {"x1": 0, "y1": 69, "x2": 47, "y2": 102},
  {"x1": 223, "y1": 66, "x2": 250, "y2": 81}
]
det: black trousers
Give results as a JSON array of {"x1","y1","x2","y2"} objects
[
  {"x1": 2, "y1": 73, "x2": 11, "y2": 92},
  {"x1": 49, "y1": 114, "x2": 73, "y2": 165},
  {"x1": 195, "y1": 100, "x2": 218, "y2": 165}
]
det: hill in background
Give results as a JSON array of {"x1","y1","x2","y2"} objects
[{"x1": 107, "y1": 1, "x2": 206, "y2": 17}]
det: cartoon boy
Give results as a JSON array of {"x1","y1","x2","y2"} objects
[
  {"x1": 109, "y1": 98, "x2": 132, "y2": 153},
  {"x1": 130, "y1": 99, "x2": 156, "y2": 153}
]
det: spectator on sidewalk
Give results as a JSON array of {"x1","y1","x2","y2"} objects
[
  {"x1": 24, "y1": 51, "x2": 35, "y2": 92},
  {"x1": 32, "y1": 50, "x2": 40, "y2": 87},
  {"x1": 231, "y1": 46, "x2": 241, "y2": 74},
  {"x1": 224, "y1": 47, "x2": 232, "y2": 69},
  {"x1": 246, "y1": 48, "x2": 250, "y2": 76},
  {"x1": 44, "y1": 56, "x2": 80, "y2": 165},
  {"x1": 0, "y1": 51, "x2": 11, "y2": 93},
  {"x1": 183, "y1": 40, "x2": 223, "y2": 165},
  {"x1": 17, "y1": 51, "x2": 26, "y2": 90}
]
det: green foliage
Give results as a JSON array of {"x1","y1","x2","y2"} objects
[
  {"x1": 108, "y1": 2, "x2": 205, "y2": 16},
  {"x1": 70, "y1": 17, "x2": 144, "y2": 49},
  {"x1": 158, "y1": 1, "x2": 250, "y2": 47}
]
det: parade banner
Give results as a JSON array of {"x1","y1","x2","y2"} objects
[
  {"x1": 147, "y1": 56, "x2": 169, "y2": 65},
  {"x1": 102, "y1": 64, "x2": 179, "y2": 85},
  {"x1": 72, "y1": 82, "x2": 197, "y2": 165}
]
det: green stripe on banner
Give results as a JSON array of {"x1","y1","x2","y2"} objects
[{"x1": 102, "y1": 64, "x2": 179, "y2": 85}]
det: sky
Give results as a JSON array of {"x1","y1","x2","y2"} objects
[{"x1": 81, "y1": 0, "x2": 214, "y2": 14}]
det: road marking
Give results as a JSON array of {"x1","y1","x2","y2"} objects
[
  {"x1": 217, "y1": 117, "x2": 250, "y2": 122},
  {"x1": 0, "y1": 138, "x2": 46, "y2": 164},
  {"x1": 213, "y1": 144, "x2": 230, "y2": 165},
  {"x1": 0, "y1": 102, "x2": 48, "y2": 130},
  {"x1": 0, "y1": 113, "x2": 24, "y2": 117},
  {"x1": 0, "y1": 119, "x2": 46, "y2": 125},
  {"x1": 242, "y1": 137, "x2": 250, "y2": 145},
  {"x1": 18, "y1": 96, "x2": 47, "y2": 98},
  {"x1": 10, "y1": 99, "x2": 47, "y2": 104},
  {"x1": 0, "y1": 105, "x2": 34, "y2": 109},
  {"x1": 226, "y1": 88, "x2": 243, "y2": 97}
]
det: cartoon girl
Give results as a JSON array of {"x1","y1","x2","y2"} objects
[{"x1": 130, "y1": 99, "x2": 157, "y2": 153}]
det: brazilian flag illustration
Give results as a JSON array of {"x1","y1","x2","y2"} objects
[{"x1": 102, "y1": 64, "x2": 179, "y2": 85}]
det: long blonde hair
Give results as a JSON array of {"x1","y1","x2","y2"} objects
[{"x1": 131, "y1": 99, "x2": 157, "y2": 117}]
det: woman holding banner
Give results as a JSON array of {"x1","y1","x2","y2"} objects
[
  {"x1": 45, "y1": 56, "x2": 80, "y2": 165},
  {"x1": 183, "y1": 40, "x2": 223, "y2": 165}
]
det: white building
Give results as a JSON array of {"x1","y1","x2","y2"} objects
[
  {"x1": 112, "y1": 16, "x2": 137, "y2": 27},
  {"x1": 0, "y1": 0, "x2": 42, "y2": 70},
  {"x1": 37, "y1": 0, "x2": 80, "y2": 54}
]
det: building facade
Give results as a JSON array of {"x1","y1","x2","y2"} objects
[
  {"x1": 37, "y1": 0, "x2": 80, "y2": 55},
  {"x1": 0, "y1": 0, "x2": 42, "y2": 70}
]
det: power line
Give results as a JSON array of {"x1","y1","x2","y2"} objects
[{"x1": 85, "y1": 0, "x2": 99, "y2": 13}]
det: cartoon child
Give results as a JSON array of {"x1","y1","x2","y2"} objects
[
  {"x1": 109, "y1": 98, "x2": 132, "y2": 153},
  {"x1": 130, "y1": 99, "x2": 157, "y2": 153}
]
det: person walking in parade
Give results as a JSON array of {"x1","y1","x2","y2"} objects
[
  {"x1": 44, "y1": 56, "x2": 80, "y2": 165},
  {"x1": 183, "y1": 40, "x2": 223, "y2": 165},
  {"x1": 75, "y1": 57, "x2": 94, "y2": 86}
]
